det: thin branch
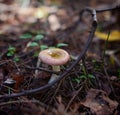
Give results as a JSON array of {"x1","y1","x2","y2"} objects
[
  {"x1": 65, "y1": 84, "x2": 84, "y2": 111},
  {"x1": 21, "y1": 66, "x2": 60, "y2": 74},
  {"x1": 96, "y1": 4, "x2": 120, "y2": 13}
]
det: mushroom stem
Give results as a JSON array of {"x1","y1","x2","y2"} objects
[
  {"x1": 35, "y1": 58, "x2": 41, "y2": 77},
  {"x1": 48, "y1": 65, "x2": 60, "y2": 83}
]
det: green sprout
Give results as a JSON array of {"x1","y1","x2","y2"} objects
[
  {"x1": 13, "y1": 56, "x2": 20, "y2": 62},
  {"x1": 56, "y1": 43, "x2": 68, "y2": 48},
  {"x1": 7, "y1": 46, "x2": 16, "y2": 57},
  {"x1": 35, "y1": 34, "x2": 44, "y2": 40},
  {"x1": 28, "y1": 42, "x2": 39, "y2": 47},
  {"x1": 20, "y1": 33, "x2": 32, "y2": 39},
  {"x1": 40, "y1": 45, "x2": 49, "y2": 50},
  {"x1": 33, "y1": 52, "x2": 39, "y2": 57},
  {"x1": 72, "y1": 74, "x2": 95, "y2": 83}
]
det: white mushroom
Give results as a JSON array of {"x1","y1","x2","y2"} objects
[{"x1": 39, "y1": 48, "x2": 70, "y2": 83}]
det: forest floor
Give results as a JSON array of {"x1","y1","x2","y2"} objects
[{"x1": 0, "y1": 0, "x2": 120, "y2": 115}]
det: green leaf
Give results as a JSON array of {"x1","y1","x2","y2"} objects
[
  {"x1": 57, "y1": 43, "x2": 68, "y2": 47},
  {"x1": 80, "y1": 75, "x2": 86, "y2": 79},
  {"x1": 75, "y1": 78, "x2": 81, "y2": 83},
  {"x1": 33, "y1": 52, "x2": 39, "y2": 57},
  {"x1": 13, "y1": 57, "x2": 20, "y2": 62},
  {"x1": 35, "y1": 34, "x2": 44, "y2": 40},
  {"x1": 40, "y1": 45, "x2": 48, "y2": 50},
  {"x1": 92, "y1": 59, "x2": 96, "y2": 63},
  {"x1": 79, "y1": 74, "x2": 95, "y2": 80},
  {"x1": 8, "y1": 46, "x2": 16, "y2": 52},
  {"x1": 7, "y1": 46, "x2": 16, "y2": 56},
  {"x1": 88, "y1": 74, "x2": 95, "y2": 79},
  {"x1": 72, "y1": 78, "x2": 81, "y2": 83},
  {"x1": 7, "y1": 52, "x2": 13, "y2": 57},
  {"x1": 28, "y1": 42, "x2": 39, "y2": 47},
  {"x1": 20, "y1": 33, "x2": 32, "y2": 39}
]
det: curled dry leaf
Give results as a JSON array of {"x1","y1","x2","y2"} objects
[{"x1": 80, "y1": 88, "x2": 118, "y2": 115}]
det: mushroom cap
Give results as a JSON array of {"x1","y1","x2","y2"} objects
[{"x1": 39, "y1": 48, "x2": 70, "y2": 66}]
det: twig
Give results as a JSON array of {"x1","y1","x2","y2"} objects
[
  {"x1": 102, "y1": 31, "x2": 111, "y2": 60},
  {"x1": 46, "y1": 79, "x2": 64, "y2": 110},
  {"x1": 0, "y1": 99, "x2": 45, "y2": 107},
  {"x1": 65, "y1": 83, "x2": 84, "y2": 111},
  {"x1": 103, "y1": 66, "x2": 116, "y2": 97},
  {"x1": 96, "y1": 4, "x2": 120, "y2": 13},
  {"x1": 22, "y1": 65, "x2": 60, "y2": 74},
  {"x1": 0, "y1": 60, "x2": 12, "y2": 66}
]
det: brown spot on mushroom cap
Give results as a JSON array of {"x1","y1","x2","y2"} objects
[{"x1": 39, "y1": 48, "x2": 70, "y2": 66}]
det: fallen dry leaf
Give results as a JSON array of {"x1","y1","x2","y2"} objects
[{"x1": 81, "y1": 88, "x2": 118, "y2": 115}]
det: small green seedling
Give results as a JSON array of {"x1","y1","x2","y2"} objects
[
  {"x1": 40, "y1": 45, "x2": 49, "y2": 50},
  {"x1": 72, "y1": 74, "x2": 95, "y2": 83},
  {"x1": 56, "y1": 43, "x2": 68, "y2": 48},
  {"x1": 20, "y1": 33, "x2": 32, "y2": 39},
  {"x1": 13, "y1": 56, "x2": 20, "y2": 62},
  {"x1": 92, "y1": 59, "x2": 103, "y2": 71},
  {"x1": 7, "y1": 46, "x2": 16, "y2": 57},
  {"x1": 33, "y1": 45, "x2": 48, "y2": 57},
  {"x1": 28, "y1": 42, "x2": 39, "y2": 47},
  {"x1": 33, "y1": 52, "x2": 39, "y2": 57},
  {"x1": 35, "y1": 34, "x2": 44, "y2": 40}
]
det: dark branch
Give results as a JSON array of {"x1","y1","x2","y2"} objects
[
  {"x1": 21, "y1": 66, "x2": 60, "y2": 74},
  {"x1": 96, "y1": 4, "x2": 120, "y2": 13}
]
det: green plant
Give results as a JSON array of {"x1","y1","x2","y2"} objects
[
  {"x1": 35, "y1": 34, "x2": 44, "y2": 40},
  {"x1": 76, "y1": 59, "x2": 96, "y2": 85},
  {"x1": 80, "y1": 74, "x2": 95, "y2": 79},
  {"x1": 72, "y1": 74, "x2": 95, "y2": 83},
  {"x1": 56, "y1": 43, "x2": 68, "y2": 47},
  {"x1": 40, "y1": 45, "x2": 49, "y2": 50},
  {"x1": 28, "y1": 42, "x2": 39, "y2": 47},
  {"x1": 20, "y1": 32, "x2": 68, "y2": 57},
  {"x1": 92, "y1": 59, "x2": 103, "y2": 71},
  {"x1": 13, "y1": 56, "x2": 20, "y2": 62},
  {"x1": 7, "y1": 46, "x2": 20, "y2": 62},
  {"x1": 7, "y1": 46, "x2": 16, "y2": 57},
  {"x1": 40, "y1": 43, "x2": 68, "y2": 52},
  {"x1": 20, "y1": 33, "x2": 32, "y2": 39}
]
